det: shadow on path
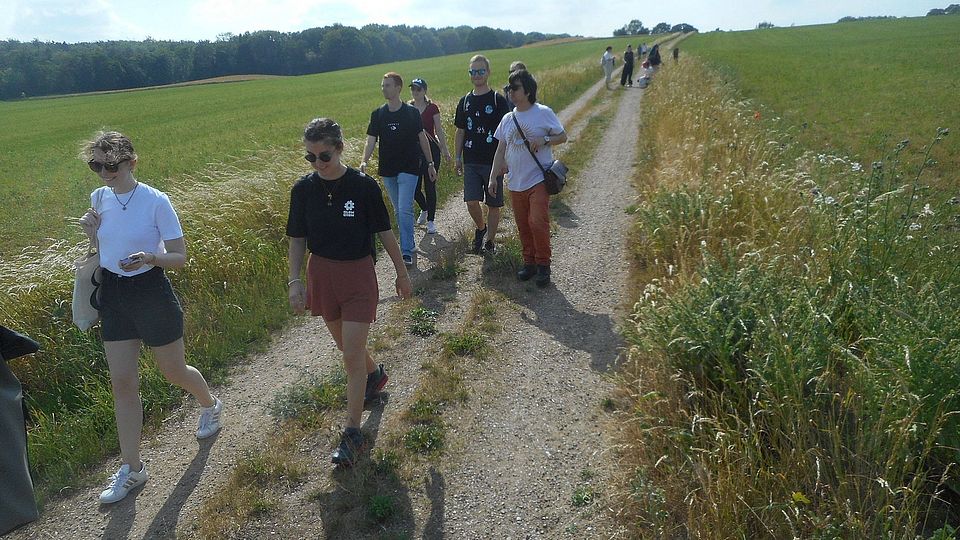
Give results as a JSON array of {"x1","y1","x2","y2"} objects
[{"x1": 485, "y1": 274, "x2": 623, "y2": 373}]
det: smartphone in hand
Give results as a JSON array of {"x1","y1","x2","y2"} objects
[{"x1": 119, "y1": 255, "x2": 141, "y2": 269}]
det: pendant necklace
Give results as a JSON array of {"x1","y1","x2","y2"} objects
[
  {"x1": 113, "y1": 181, "x2": 139, "y2": 210},
  {"x1": 319, "y1": 176, "x2": 342, "y2": 206}
]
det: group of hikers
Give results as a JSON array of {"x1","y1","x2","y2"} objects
[
  {"x1": 2, "y1": 53, "x2": 570, "y2": 532},
  {"x1": 602, "y1": 41, "x2": 676, "y2": 89}
]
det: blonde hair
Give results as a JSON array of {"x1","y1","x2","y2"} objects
[
  {"x1": 82, "y1": 131, "x2": 137, "y2": 163},
  {"x1": 469, "y1": 54, "x2": 490, "y2": 70}
]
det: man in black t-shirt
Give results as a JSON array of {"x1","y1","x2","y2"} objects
[
  {"x1": 361, "y1": 72, "x2": 437, "y2": 267},
  {"x1": 454, "y1": 54, "x2": 510, "y2": 255}
]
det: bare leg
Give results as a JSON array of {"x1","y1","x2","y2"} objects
[
  {"x1": 487, "y1": 206, "x2": 502, "y2": 243},
  {"x1": 104, "y1": 339, "x2": 144, "y2": 469},
  {"x1": 466, "y1": 200, "x2": 485, "y2": 230},
  {"x1": 152, "y1": 338, "x2": 215, "y2": 408},
  {"x1": 325, "y1": 320, "x2": 372, "y2": 428},
  {"x1": 323, "y1": 318, "x2": 376, "y2": 375}
]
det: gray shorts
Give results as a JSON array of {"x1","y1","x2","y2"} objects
[{"x1": 463, "y1": 163, "x2": 504, "y2": 207}]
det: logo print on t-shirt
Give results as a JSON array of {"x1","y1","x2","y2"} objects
[
  {"x1": 343, "y1": 200, "x2": 355, "y2": 218},
  {"x1": 466, "y1": 117, "x2": 473, "y2": 132},
  {"x1": 387, "y1": 122, "x2": 399, "y2": 131},
  {"x1": 485, "y1": 105, "x2": 494, "y2": 114}
]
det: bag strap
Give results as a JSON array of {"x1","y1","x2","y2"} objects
[{"x1": 511, "y1": 113, "x2": 548, "y2": 175}]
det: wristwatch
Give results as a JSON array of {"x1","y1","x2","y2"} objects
[
  {"x1": 427, "y1": 162, "x2": 435, "y2": 167},
  {"x1": 544, "y1": 135, "x2": 552, "y2": 145}
]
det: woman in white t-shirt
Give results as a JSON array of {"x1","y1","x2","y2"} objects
[
  {"x1": 78, "y1": 131, "x2": 223, "y2": 504},
  {"x1": 488, "y1": 69, "x2": 567, "y2": 288}
]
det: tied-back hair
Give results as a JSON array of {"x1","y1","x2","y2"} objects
[
  {"x1": 508, "y1": 69, "x2": 538, "y2": 104},
  {"x1": 303, "y1": 118, "x2": 343, "y2": 148},
  {"x1": 82, "y1": 130, "x2": 137, "y2": 163}
]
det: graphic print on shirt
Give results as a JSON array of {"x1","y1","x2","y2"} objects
[
  {"x1": 343, "y1": 200, "x2": 355, "y2": 218},
  {"x1": 387, "y1": 122, "x2": 399, "y2": 132}
]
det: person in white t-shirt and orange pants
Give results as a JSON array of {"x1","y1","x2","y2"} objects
[{"x1": 488, "y1": 69, "x2": 567, "y2": 288}]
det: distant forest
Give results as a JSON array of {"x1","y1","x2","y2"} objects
[{"x1": 0, "y1": 24, "x2": 570, "y2": 100}]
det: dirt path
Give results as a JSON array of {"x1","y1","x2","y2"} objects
[{"x1": 11, "y1": 71, "x2": 642, "y2": 539}]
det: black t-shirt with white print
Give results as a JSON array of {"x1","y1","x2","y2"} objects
[
  {"x1": 454, "y1": 89, "x2": 510, "y2": 165},
  {"x1": 286, "y1": 168, "x2": 391, "y2": 261},
  {"x1": 366, "y1": 103, "x2": 424, "y2": 177}
]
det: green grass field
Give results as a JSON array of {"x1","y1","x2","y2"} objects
[
  {"x1": 681, "y1": 16, "x2": 960, "y2": 181},
  {"x1": 0, "y1": 37, "x2": 635, "y2": 258}
]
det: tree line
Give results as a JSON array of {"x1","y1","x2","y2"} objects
[
  {"x1": 613, "y1": 20, "x2": 698, "y2": 36},
  {"x1": 0, "y1": 24, "x2": 569, "y2": 100}
]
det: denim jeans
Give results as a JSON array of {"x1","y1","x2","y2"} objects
[{"x1": 382, "y1": 172, "x2": 418, "y2": 257}]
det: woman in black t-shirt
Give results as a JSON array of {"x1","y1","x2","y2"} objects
[{"x1": 287, "y1": 118, "x2": 413, "y2": 467}]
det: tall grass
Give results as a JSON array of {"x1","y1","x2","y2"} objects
[
  {"x1": 618, "y1": 56, "x2": 959, "y2": 537},
  {"x1": 0, "y1": 47, "x2": 615, "y2": 503}
]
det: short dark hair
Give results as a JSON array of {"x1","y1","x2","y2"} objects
[
  {"x1": 508, "y1": 69, "x2": 538, "y2": 105},
  {"x1": 303, "y1": 118, "x2": 344, "y2": 149}
]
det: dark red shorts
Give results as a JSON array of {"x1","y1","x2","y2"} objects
[{"x1": 306, "y1": 254, "x2": 378, "y2": 323}]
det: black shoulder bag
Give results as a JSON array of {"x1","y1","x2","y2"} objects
[{"x1": 510, "y1": 114, "x2": 568, "y2": 195}]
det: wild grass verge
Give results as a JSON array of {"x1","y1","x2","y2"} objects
[{"x1": 616, "y1": 55, "x2": 959, "y2": 538}]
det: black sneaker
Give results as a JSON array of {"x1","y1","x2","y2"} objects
[
  {"x1": 331, "y1": 427, "x2": 366, "y2": 467},
  {"x1": 517, "y1": 264, "x2": 537, "y2": 281},
  {"x1": 535, "y1": 265, "x2": 551, "y2": 288},
  {"x1": 484, "y1": 240, "x2": 496, "y2": 254},
  {"x1": 364, "y1": 364, "x2": 388, "y2": 403},
  {"x1": 472, "y1": 227, "x2": 487, "y2": 254}
]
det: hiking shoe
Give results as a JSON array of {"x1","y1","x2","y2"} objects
[
  {"x1": 99, "y1": 462, "x2": 148, "y2": 504},
  {"x1": 426, "y1": 221, "x2": 437, "y2": 234},
  {"x1": 484, "y1": 240, "x2": 496, "y2": 254},
  {"x1": 535, "y1": 265, "x2": 551, "y2": 288},
  {"x1": 517, "y1": 264, "x2": 537, "y2": 281},
  {"x1": 196, "y1": 397, "x2": 224, "y2": 439},
  {"x1": 472, "y1": 227, "x2": 487, "y2": 254},
  {"x1": 365, "y1": 363, "x2": 389, "y2": 403},
  {"x1": 331, "y1": 427, "x2": 366, "y2": 467},
  {"x1": 403, "y1": 254, "x2": 413, "y2": 266},
  {"x1": 417, "y1": 211, "x2": 428, "y2": 226}
]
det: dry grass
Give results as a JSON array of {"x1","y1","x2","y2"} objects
[{"x1": 614, "y1": 56, "x2": 960, "y2": 538}]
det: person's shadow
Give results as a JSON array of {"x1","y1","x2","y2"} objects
[
  {"x1": 484, "y1": 269, "x2": 623, "y2": 372},
  {"x1": 314, "y1": 394, "x2": 419, "y2": 538},
  {"x1": 422, "y1": 466, "x2": 445, "y2": 539},
  {"x1": 118, "y1": 434, "x2": 218, "y2": 539}
]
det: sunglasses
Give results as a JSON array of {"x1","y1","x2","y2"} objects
[
  {"x1": 468, "y1": 68, "x2": 488, "y2": 76},
  {"x1": 509, "y1": 84, "x2": 523, "y2": 92},
  {"x1": 88, "y1": 159, "x2": 127, "y2": 173},
  {"x1": 304, "y1": 151, "x2": 334, "y2": 163}
]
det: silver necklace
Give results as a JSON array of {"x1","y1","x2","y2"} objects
[{"x1": 113, "y1": 182, "x2": 139, "y2": 210}]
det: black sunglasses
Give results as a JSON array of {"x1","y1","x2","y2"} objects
[
  {"x1": 509, "y1": 84, "x2": 523, "y2": 92},
  {"x1": 88, "y1": 159, "x2": 127, "y2": 173},
  {"x1": 304, "y1": 151, "x2": 334, "y2": 163}
]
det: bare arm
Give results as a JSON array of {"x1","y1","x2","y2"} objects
[
  {"x1": 418, "y1": 131, "x2": 438, "y2": 181},
  {"x1": 360, "y1": 135, "x2": 377, "y2": 175},
  {"x1": 377, "y1": 230, "x2": 412, "y2": 299},
  {"x1": 454, "y1": 128, "x2": 465, "y2": 176},
  {"x1": 487, "y1": 139, "x2": 507, "y2": 197},
  {"x1": 287, "y1": 237, "x2": 307, "y2": 314},
  {"x1": 530, "y1": 130, "x2": 568, "y2": 153},
  {"x1": 433, "y1": 112, "x2": 452, "y2": 161}
]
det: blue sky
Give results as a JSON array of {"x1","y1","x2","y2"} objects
[{"x1": 0, "y1": 0, "x2": 947, "y2": 43}]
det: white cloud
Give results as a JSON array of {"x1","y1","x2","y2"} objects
[{"x1": 2, "y1": 0, "x2": 147, "y2": 42}]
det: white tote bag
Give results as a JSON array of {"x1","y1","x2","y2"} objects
[{"x1": 72, "y1": 190, "x2": 103, "y2": 331}]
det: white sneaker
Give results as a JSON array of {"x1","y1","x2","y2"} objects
[
  {"x1": 427, "y1": 221, "x2": 437, "y2": 234},
  {"x1": 196, "y1": 397, "x2": 224, "y2": 439},
  {"x1": 417, "y1": 211, "x2": 428, "y2": 226},
  {"x1": 99, "y1": 462, "x2": 148, "y2": 504}
]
